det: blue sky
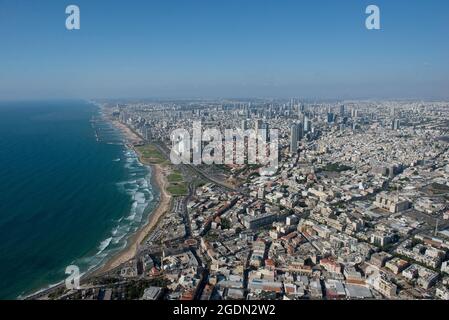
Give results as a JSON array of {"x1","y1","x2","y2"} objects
[{"x1": 0, "y1": 0, "x2": 448, "y2": 100}]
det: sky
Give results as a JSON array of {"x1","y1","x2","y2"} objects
[{"x1": 0, "y1": 0, "x2": 448, "y2": 100}]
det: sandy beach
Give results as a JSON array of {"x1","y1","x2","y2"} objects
[
  {"x1": 95, "y1": 163, "x2": 171, "y2": 274},
  {"x1": 25, "y1": 115, "x2": 171, "y2": 299},
  {"x1": 112, "y1": 120, "x2": 144, "y2": 145},
  {"x1": 93, "y1": 117, "x2": 172, "y2": 275}
]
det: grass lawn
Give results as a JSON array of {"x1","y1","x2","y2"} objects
[
  {"x1": 167, "y1": 171, "x2": 184, "y2": 183},
  {"x1": 167, "y1": 170, "x2": 188, "y2": 195},
  {"x1": 135, "y1": 144, "x2": 188, "y2": 196},
  {"x1": 167, "y1": 170, "x2": 188, "y2": 196},
  {"x1": 167, "y1": 182, "x2": 188, "y2": 196},
  {"x1": 135, "y1": 144, "x2": 169, "y2": 165},
  {"x1": 321, "y1": 162, "x2": 352, "y2": 173}
]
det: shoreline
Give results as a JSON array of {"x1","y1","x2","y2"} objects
[
  {"x1": 25, "y1": 112, "x2": 171, "y2": 299},
  {"x1": 93, "y1": 160, "x2": 171, "y2": 275},
  {"x1": 92, "y1": 117, "x2": 172, "y2": 275}
]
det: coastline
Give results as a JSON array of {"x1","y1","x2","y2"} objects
[
  {"x1": 92, "y1": 118, "x2": 172, "y2": 275},
  {"x1": 25, "y1": 112, "x2": 171, "y2": 299},
  {"x1": 94, "y1": 162, "x2": 171, "y2": 275}
]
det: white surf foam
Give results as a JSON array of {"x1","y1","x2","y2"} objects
[{"x1": 97, "y1": 237, "x2": 113, "y2": 254}]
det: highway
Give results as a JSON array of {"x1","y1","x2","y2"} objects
[{"x1": 152, "y1": 142, "x2": 238, "y2": 193}]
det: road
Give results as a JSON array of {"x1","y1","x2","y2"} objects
[{"x1": 153, "y1": 142, "x2": 238, "y2": 193}]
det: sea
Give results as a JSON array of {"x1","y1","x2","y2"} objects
[{"x1": 0, "y1": 100, "x2": 158, "y2": 299}]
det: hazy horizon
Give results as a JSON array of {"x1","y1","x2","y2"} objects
[{"x1": 1, "y1": 0, "x2": 448, "y2": 100}]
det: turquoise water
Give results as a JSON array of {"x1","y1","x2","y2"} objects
[{"x1": 0, "y1": 101, "x2": 157, "y2": 299}]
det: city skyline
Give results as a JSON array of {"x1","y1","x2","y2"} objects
[
  {"x1": 1, "y1": 0, "x2": 449, "y2": 100},
  {"x1": 2, "y1": 0, "x2": 449, "y2": 309}
]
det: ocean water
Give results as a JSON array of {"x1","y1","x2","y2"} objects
[{"x1": 0, "y1": 101, "x2": 158, "y2": 299}]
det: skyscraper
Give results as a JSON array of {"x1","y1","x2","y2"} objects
[
  {"x1": 392, "y1": 119, "x2": 400, "y2": 130},
  {"x1": 290, "y1": 124, "x2": 298, "y2": 154},
  {"x1": 303, "y1": 115, "x2": 310, "y2": 133},
  {"x1": 262, "y1": 122, "x2": 269, "y2": 141},
  {"x1": 255, "y1": 119, "x2": 268, "y2": 141},
  {"x1": 297, "y1": 122, "x2": 304, "y2": 140},
  {"x1": 255, "y1": 119, "x2": 263, "y2": 132},
  {"x1": 241, "y1": 119, "x2": 248, "y2": 131},
  {"x1": 340, "y1": 105, "x2": 345, "y2": 117},
  {"x1": 298, "y1": 103, "x2": 305, "y2": 119}
]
